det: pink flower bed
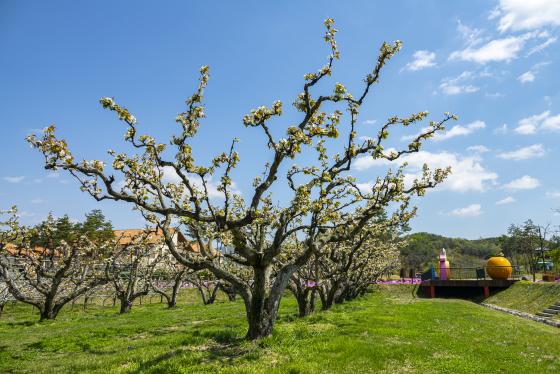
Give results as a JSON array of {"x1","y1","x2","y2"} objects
[{"x1": 373, "y1": 278, "x2": 421, "y2": 285}]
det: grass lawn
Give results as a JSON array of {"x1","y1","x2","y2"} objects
[
  {"x1": 1, "y1": 285, "x2": 559, "y2": 373},
  {"x1": 485, "y1": 281, "x2": 560, "y2": 319}
]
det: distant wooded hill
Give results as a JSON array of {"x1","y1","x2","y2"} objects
[{"x1": 400, "y1": 232, "x2": 503, "y2": 270}]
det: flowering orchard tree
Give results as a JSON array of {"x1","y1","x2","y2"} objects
[
  {"x1": 286, "y1": 215, "x2": 403, "y2": 315},
  {"x1": 0, "y1": 211, "x2": 111, "y2": 321},
  {"x1": 316, "y1": 220, "x2": 403, "y2": 310},
  {"x1": 107, "y1": 233, "x2": 162, "y2": 314},
  {"x1": 190, "y1": 269, "x2": 221, "y2": 305},
  {"x1": 151, "y1": 251, "x2": 193, "y2": 309},
  {"x1": 287, "y1": 253, "x2": 319, "y2": 318},
  {"x1": 27, "y1": 19, "x2": 454, "y2": 338},
  {"x1": 0, "y1": 207, "x2": 20, "y2": 251},
  {"x1": 0, "y1": 208, "x2": 19, "y2": 317}
]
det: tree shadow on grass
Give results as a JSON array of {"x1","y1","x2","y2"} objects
[
  {"x1": 129, "y1": 348, "x2": 187, "y2": 373},
  {"x1": 4, "y1": 320, "x2": 36, "y2": 327},
  {"x1": 129, "y1": 328, "x2": 252, "y2": 373}
]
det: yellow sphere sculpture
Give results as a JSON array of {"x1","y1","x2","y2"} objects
[{"x1": 486, "y1": 253, "x2": 512, "y2": 280}]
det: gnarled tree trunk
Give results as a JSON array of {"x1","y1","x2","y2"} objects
[
  {"x1": 243, "y1": 264, "x2": 295, "y2": 339},
  {"x1": 119, "y1": 297, "x2": 133, "y2": 314},
  {"x1": 39, "y1": 304, "x2": 63, "y2": 321},
  {"x1": 219, "y1": 282, "x2": 237, "y2": 302},
  {"x1": 168, "y1": 277, "x2": 182, "y2": 308},
  {"x1": 195, "y1": 281, "x2": 220, "y2": 305},
  {"x1": 288, "y1": 278, "x2": 317, "y2": 317},
  {"x1": 152, "y1": 272, "x2": 185, "y2": 309}
]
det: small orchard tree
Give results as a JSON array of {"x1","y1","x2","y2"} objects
[
  {"x1": 286, "y1": 216, "x2": 403, "y2": 316},
  {"x1": 312, "y1": 219, "x2": 402, "y2": 310},
  {"x1": 218, "y1": 281, "x2": 238, "y2": 302},
  {"x1": 287, "y1": 254, "x2": 319, "y2": 317},
  {"x1": 0, "y1": 211, "x2": 112, "y2": 321},
  {"x1": 107, "y1": 232, "x2": 162, "y2": 313},
  {"x1": 190, "y1": 269, "x2": 220, "y2": 305},
  {"x1": 27, "y1": 19, "x2": 453, "y2": 338},
  {"x1": 0, "y1": 207, "x2": 20, "y2": 318},
  {"x1": 151, "y1": 251, "x2": 192, "y2": 309},
  {"x1": 0, "y1": 206, "x2": 23, "y2": 250}
]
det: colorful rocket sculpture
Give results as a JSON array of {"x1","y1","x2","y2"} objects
[{"x1": 439, "y1": 248, "x2": 449, "y2": 280}]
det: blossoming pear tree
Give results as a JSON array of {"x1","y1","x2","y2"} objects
[
  {"x1": 286, "y1": 211, "x2": 404, "y2": 315},
  {"x1": 317, "y1": 219, "x2": 404, "y2": 310},
  {"x1": 151, "y1": 250, "x2": 194, "y2": 309},
  {"x1": 0, "y1": 210, "x2": 112, "y2": 321},
  {"x1": 27, "y1": 18, "x2": 454, "y2": 338},
  {"x1": 107, "y1": 232, "x2": 162, "y2": 314}
]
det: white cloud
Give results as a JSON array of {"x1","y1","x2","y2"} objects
[
  {"x1": 517, "y1": 71, "x2": 535, "y2": 83},
  {"x1": 488, "y1": 7, "x2": 502, "y2": 20},
  {"x1": 355, "y1": 182, "x2": 375, "y2": 193},
  {"x1": 503, "y1": 175, "x2": 540, "y2": 190},
  {"x1": 3, "y1": 176, "x2": 25, "y2": 183},
  {"x1": 440, "y1": 83, "x2": 479, "y2": 95},
  {"x1": 467, "y1": 145, "x2": 490, "y2": 153},
  {"x1": 542, "y1": 114, "x2": 560, "y2": 131},
  {"x1": 18, "y1": 211, "x2": 36, "y2": 218},
  {"x1": 496, "y1": 196, "x2": 516, "y2": 205},
  {"x1": 545, "y1": 191, "x2": 560, "y2": 199},
  {"x1": 485, "y1": 92, "x2": 505, "y2": 98},
  {"x1": 439, "y1": 71, "x2": 480, "y2": 95},
  {"x1": 402, "y1": 120, "x2": 485, "y2": 142},
  {"x1": 527, "y1": 36, "x2": 557, "y2": 55},
  {"x1": 362, "y1": 119, "x2": 377, "y2": 125},
  {"x1": 517, "y1": 62, "x2": 550, "y2": 83},
  {"x1": 354, "y1": 150, "x2": 498, "y2": 193},
  {"x1": 434, "y1": 121, "x2": 485, "y2": 141},
  {"x1": 31, "y1": 198, "x2": 45, "y2": 204},
  {"x1": 496, "y1": 0, "x2": 560, "y2": 32},
  {"x1": 497, "y1": 144, "x2": 546, "y2": 160},
  {"x1": 449, "y1": 34, "x2": 530, "y2": 64},
  {"x1": 405, "y1": 50, "x2": 437, "y2": 71},
  {"x1": 494, "y1": 124, "x2": 508, "y2": 134},
  {"x1": 457, "y1": 21, "x2": 484, "y2": 46},
  {"x1": 449, "y1": 204, "x2": 482, "y2": 217},
  {"x1": 514, "y1": 112, "x2": 545, "y2": 134},
  {"x1": 514, "y1": 111, "x2": 560, "y2": 134}
]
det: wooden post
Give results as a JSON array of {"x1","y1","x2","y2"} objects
[
  {"x1": 430, "y1": 285, "x2": 435, "y2": 298},
  {"x1": 483, "y1": 286, "x2": 490, "y2": 298}
]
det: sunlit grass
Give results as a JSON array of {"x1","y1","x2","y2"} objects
[
  {"x1": 1, "y1": 286, "x2": 559, "y2": 373},
  {"x1": 485, "y1": 281, "x2": 560, "y2": 319}
]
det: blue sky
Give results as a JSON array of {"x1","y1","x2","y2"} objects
[{"x1": 1, "y1": 0, "x2": 559, "y2": 239}]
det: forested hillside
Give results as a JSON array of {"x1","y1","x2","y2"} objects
[{"x1": 400, "y1": 232, "x2": 503, "y2": 270}]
